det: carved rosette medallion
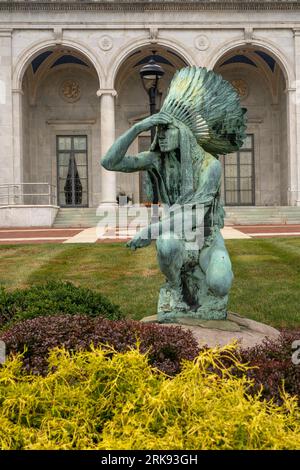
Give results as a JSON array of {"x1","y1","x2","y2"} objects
[
  {"x1": 99, "y1": 35, "x2": 113, "y2": 51},
  {"x1": 231, "y1": 79, "x2": 249, "y2": 100},
  {"x1": 194, "y1": 35, "x2": 210, "y2": 51},
  {"x1": 60, "y1": 79, "x2": 81, "y2": 103}
]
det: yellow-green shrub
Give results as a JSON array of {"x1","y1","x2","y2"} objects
[{"x1": 0, "y1": 343, "x2": 300, "y2": 450}]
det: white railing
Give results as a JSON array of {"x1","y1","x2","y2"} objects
[{"x1": 0, "y1": 183, "x2": 57, "y2": 206}]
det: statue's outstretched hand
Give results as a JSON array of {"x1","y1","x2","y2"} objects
[{"x1": 126, "y1": 228, "x2": 151, "y2": 251}]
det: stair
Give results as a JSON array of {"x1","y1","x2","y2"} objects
[
  {"x1": 53, "y1": 206, "x2": 300, "y2": 228},
  {"x1": 224, "y1": 206, "x2": 300, "y2": 225},
  {"x1": 52, "y1": 207, "x2": 151, "y2": 228}
]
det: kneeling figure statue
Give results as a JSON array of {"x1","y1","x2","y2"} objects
[{"x1": 101, "y1": 67, "x2": 246, "y2": 322}]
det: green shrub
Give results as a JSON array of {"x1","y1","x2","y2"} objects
[
  {"x1": 0, "y1": 344, "x2": 300, "y2": 450},
  {"x1": 0, "y1": 282, "x2": 123, "y2": 328}
]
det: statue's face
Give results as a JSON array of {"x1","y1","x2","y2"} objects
[{"x1": 158, "y1": 125, "x2": 179, "y2": 152}]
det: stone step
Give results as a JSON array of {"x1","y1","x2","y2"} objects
[{"x1": 53, "y1": 206, "x2": 300, "y2": 228}]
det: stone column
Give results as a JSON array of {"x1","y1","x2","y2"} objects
[
  {"x1": 97, "y1": 89, "x2": 117, "y2": 206},
  {"x1": 12, "y1": 89, "x2": 24, "y2": 186}
]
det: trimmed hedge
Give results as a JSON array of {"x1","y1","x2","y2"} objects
[
  {"x1": 0, "y1": 314, "x2": 199, "y2": 376},
  {"x1": 0, "y1": 282, "x2": 123, "y2": 328},
  {"x1": 1, "y1": 345, "x2": 300, "y2": 450}
]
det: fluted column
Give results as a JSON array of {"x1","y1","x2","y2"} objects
[{"x1": 97, "y1": 89, "x2": 117, "y2": 206}]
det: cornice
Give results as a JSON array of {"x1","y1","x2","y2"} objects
[{"x1": 1, "y1": 1, "x2": 300, "y2": 13}]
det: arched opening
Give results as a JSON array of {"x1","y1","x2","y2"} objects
[
  {"x1": 114, "y1": 46, "x2": 187, "y2": 204},
  {"x1": 214, "y1": 46, "x2": 288, "y2": 206},
  {"x1": 21, "y1": 46, "x2": 100, "y2": 207}
]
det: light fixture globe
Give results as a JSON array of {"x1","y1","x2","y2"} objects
[{"x1": 139, "y1": 58, "x2": 165, "y2": 81}]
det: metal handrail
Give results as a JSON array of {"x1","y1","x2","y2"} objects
[{"x1": 0, "y1": 183, "x2": 57, "y2": 206}]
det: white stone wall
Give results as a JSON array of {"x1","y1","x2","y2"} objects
[{"x1": 0, "y1": 205, "x2": 58, "y2": 228}]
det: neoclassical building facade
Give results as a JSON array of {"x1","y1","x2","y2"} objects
[{"x1": 1, "y1": 0, "x2": 300, "y2": 225}]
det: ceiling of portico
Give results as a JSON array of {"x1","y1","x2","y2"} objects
[
  {"x1": 114, "y1": 46, "x2": 187, "y2": 95},
  {"x1": 214, "y1": 46, "x2": 286, "y2": 104},
  {"x1": 22, "y1": 47, "x2": 98, "y2": 105}
]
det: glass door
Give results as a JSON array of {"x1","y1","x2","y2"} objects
[
  {"x1": 223, "y1": 134, "x2": 255, "y2": 206},
  {"x1": 57, "y1": 136, "x2": 88, "y2": 207}
]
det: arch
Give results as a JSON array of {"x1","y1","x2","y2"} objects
[
  {"x1": 13, "y1": 38, "x2": 105, "y2": 90},
  {"x1": 207, "y1": 37, "x2": 294, "y2": 88},
  {"x1": 210, "y1": 37, "x2": 292, "y2": 207},
  {"x1": 107, "y1": 36, "x2": 197, "y2": 90}
]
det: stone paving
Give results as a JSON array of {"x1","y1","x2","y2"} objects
[{"x1": 0, "y1": 224, "x2": 300, "y2": 244}]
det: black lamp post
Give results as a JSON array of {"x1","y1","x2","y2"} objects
[
  {"x1": 139, "y1": 53, "x2": 165, "y2": 207},
  {"x1": 139, "y1": 53, "x2": 165, "y2": 142}
]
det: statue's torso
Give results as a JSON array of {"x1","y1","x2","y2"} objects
[
  {"x1": 157, "y1": 147, "x2": 215, "y2": 205},
  {"x1": 160, "y1": 150, "x2": 182, "y2": 205},
  {"x1": 152, "y1": 149, "x2": 224, "y2": 233}
]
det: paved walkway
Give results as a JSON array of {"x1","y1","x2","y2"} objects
[
  {"x1": 234, "y1": 224, "x2": 300, "y2": 238},
  {"x1": 0, "y1": 224, "x2": 299, "y2": 244}
]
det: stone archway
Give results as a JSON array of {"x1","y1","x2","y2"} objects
[
  {"x1": 19, "y1": 45, "x2": 102, "y2": 208},
  {"x1": 213, "y1": 45, "x2": 289, "y2": 207}
]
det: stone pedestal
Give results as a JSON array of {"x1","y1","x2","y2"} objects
[{"x1": 141, "y1": 312, "x2": 280, "y2": 349}]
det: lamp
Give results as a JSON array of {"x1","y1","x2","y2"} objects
[
  {"x1": 139, "y1": 52, "x2": 165, "y2": 141},
  {"x1": 139, "y1": 52, "x2": 165, "y2": 207}
]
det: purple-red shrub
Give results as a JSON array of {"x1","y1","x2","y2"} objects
[
  {"x1": 0, "y1": 314, "x2": 200, "y2": 376},
  {"x1": 238, "y1": 330, "x2": 300, "y2": 405}
]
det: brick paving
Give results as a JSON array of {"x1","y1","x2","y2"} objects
[
  {"x1": 0, "y1": 225, "x2": 299, "y2": 244},
  {"x1": 234, "y1": 224, "x2": 300, "y2": 233},
  {"x1": 233, "y1": 225, "x2": 300, "y2": 238},
  {"x1": 0, "y1": 228, "x2": 82, "y2": 244}
]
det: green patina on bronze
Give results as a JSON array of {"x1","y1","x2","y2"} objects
[{"x1": 101, "y1": 66, "x2": 246, "y2": 322}]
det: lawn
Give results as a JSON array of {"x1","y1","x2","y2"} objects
[{"x1": 0, "y1": 237, "x2": 299, "y2": 328}]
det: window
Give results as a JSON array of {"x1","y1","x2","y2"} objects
[
  {"x1": 57, "y1": 136, "x2": 88, "y2": 207},
  {"x1": 223, "y1": 134, "x2": 255, "y2": 206}
]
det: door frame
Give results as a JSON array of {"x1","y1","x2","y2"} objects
[{"x1": 224, "y1": 133, "x2": 255, "y2": 206}]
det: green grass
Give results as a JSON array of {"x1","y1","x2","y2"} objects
[{"x1": 0, "y1": 238, "x2": 299, "y2": 328}]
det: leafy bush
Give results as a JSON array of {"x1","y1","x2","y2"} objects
[
  {"x1": 238, "y1": 330, "x2": 300, "y2": 405},
  {"x1": 0, "y1": 282, "x2": 123, "y2": 328},
  {"x1": 1, "y1": 345, "x2": 300, "y2": 450},
  {"x1": 0, "y1": 314, "x2": 199, "y2": 376}
]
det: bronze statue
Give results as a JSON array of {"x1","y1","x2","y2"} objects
[{"x1": 101, "y1": 66, "x2": 246, "y2": 322}]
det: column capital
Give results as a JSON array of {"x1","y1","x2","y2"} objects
[
  {"x1": 12, "y1": 88, "x2": 24, "y2": 95},
  {"x1": 285, "y1": 87, "x2": 296, "y2": 93},
  {"x1": 96, "y1": 89, "x2": 117, "y2": 98},
  {"x1": 293, "y1": 28, "x2": 300, "y2": 37}
]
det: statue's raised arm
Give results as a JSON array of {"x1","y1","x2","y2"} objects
[{"x1": 101, "y1": 113, "x2": 170, "y2": 173}]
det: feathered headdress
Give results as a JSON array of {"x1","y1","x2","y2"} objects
[
  {"x1": 146, "y1": 66, "x2": 247, "y2": 204},
  {"x1": 160, "y1": 66, "x2": 247, "y2": 155}
]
